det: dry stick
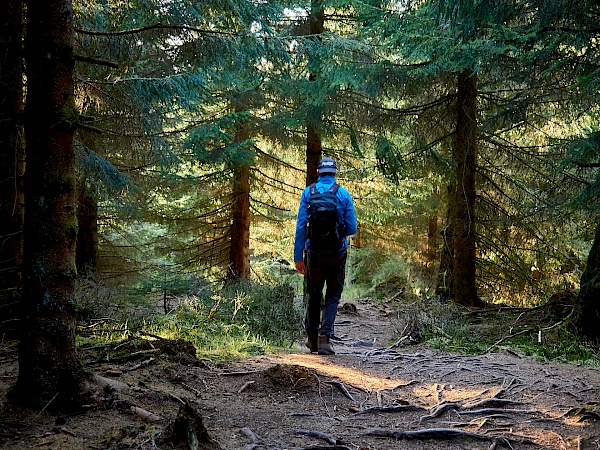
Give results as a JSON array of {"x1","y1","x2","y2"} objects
[
  {"x1": 324, "y1": 381, "x2": 356, "y2": 402},
  {"x1": 127, "y1": 357, "x2": 155, "y2": 372},
  {"x1": 220, "y1": 370, "x2": 262, "y2": 376},
  {"x1": 485, "y1": 320, "x2": 565, "y2": 354},
  {"x1": 313, "y1": 374, "x2": 331, "y2": 416},
  {"x1": 294, "y1": 429, "x2": 337, "y2": 445},
  {"x1": 237, "y1": 380, "x2": 255, "y2": 394},
  {"x1": 130, "y1": 405, "x2": 162, "y2": 423}
]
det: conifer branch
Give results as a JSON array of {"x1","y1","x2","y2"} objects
[
  {"x1": 74, "y1": 54, "x2": 119, "y2": 68},
  {"x1": 253, "y1": 145, "x2": 304, "y2": 173},
  {"x1": 75, "y1": 23, "x2": 241, "y2": 38}
]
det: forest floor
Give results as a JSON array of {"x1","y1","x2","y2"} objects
[{"x1": 1, "y1": 298, "x2": 600, "y2": 450}]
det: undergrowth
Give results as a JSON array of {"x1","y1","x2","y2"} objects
[
  {"x1": 76, "y1": 279, "x2": 303, "y2": 359},
  {"x1": 387, "y1": 296, "x2": 600, "y2": 366}
]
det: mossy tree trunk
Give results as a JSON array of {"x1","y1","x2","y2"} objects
[
  {"x1": 450, "y1": 70, "x2": 482, "y2": 307},
  {"x1": 0, "y1": 0, "x2": 25, "y2": 336},
  {"x1": 13, "y1": 0, "x2": 83, "y2": 409},
  {"x1": 305, "y1": 0, "x2": 324, "y2": 187},
  {"x1": 576, "y1": 219, "x2": 600, "y2": 340}
]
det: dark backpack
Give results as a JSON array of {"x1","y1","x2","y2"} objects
[{"x1": 307, "y1": 183, "x2": 344, "y2": 252}]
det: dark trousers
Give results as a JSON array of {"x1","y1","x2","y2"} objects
[{"x1": 304, "y1": 250, "x2": 347, "y2": 340}]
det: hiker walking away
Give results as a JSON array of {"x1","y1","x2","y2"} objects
[{"x1": 294, "y1": 157, "x2": 357, "y2": 355}]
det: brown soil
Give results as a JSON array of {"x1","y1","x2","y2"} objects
[{"x1": 1, "y1": 299, "x2": 599, "y2": 449}]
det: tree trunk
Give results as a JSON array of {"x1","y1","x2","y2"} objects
[
  {"x1": 451, "y1": 70, "x2": 481, "y2": 307},
  {"x1": 576, "y1": 219, "x2": 600, "y2": 340},
  {"x1": 436, "y1": 184, "x2": 455, "y2": 301},
  {"x1": 227, "y1": 97, "x2": 252, "y2": 281},
  {"x1": 228, "y1": 162, "x2": 251, "y2": 280},
  {"x1": 76, "y1": 186, "x2": 99, "y2": 277},
  {"x1": 13, "y1": 0, "x2": 83, "y2": 409},
  {"x1": 0, "y1": 0, "x2": 25, "y2": 336},
  {"x1": 305, "y1": 0, "x2": 324, "y2": 187},
  {"x1": 426, "y1": 188, "x2": 440, "y2": 269}
]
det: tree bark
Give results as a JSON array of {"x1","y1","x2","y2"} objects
[
  {"x1": 76, "y1": 186, "x2": 99, "y2": 277},
  {"x1": 451, "y1": 70, "x2": 481, "y2": 307},
  {"x1": 0, "y1": 0, "x2": 25, "y2": 336},
  {"x1": 13, "y1": 0, "x2": 83, "y2": 409},
  {"x1": 305, "y1": 0, "x2": 324, "y2": 187},
  {"x1": 576, "y1": 219, "x2": 600, "y2": 340},
  {"x1": 227, "y1": 97, "x2": 252, "y2": 281},
  {"x1": 228, "y1": 162, "x2": 251, "y2": 280}
]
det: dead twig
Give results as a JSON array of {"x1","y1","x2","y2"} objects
[
  {"x1": 131, "y1": 405, "x2": 162, "y2": 423},
  {"x1": 237, "y1": 381, "x2": 255, "y2": 394},
  {"x1": 324, "y1": 381, "x2": 356, "y2": 402}
]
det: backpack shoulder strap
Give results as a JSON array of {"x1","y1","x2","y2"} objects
[
  {"x1": 309, "y1": 183, "x2": 317, "y2": 196},
  {"x1": 328, "y1": 183, "x2": 340, "y2": 194}
]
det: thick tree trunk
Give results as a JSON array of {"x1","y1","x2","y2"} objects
[
  {"x1": 0, "y1": 0, "x2": 25, "y2": 336},
  {"x1": 13, "y1": 0, "x2": 83, "y2": 409},
  {"x1": 227, "y1": 97, "x2": 252, "y2": 281},
  {"x1": 576, "y1": 220, "x2": 600, "y2": 340},
  {"x1": 451, "y1": 70, "x2": 481, "y2": 307},
  {"x1": 305, "y1": 0, "x2": 324, "y2": 187},
  {"x1": 76, "y1": 186, "x2": 99, "y2": 277},
  {"x1": 228, "y1": 162, "x2": 251, "y2": 280}
]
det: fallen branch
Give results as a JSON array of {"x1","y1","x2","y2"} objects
[
  {"x1": 220, "y1": 370, "x2": 261, "y2": 376},
  {"x1": 131, "y1": 405, "x2": 162, "y2": 423},
  {"x1": 237, "y1": 381, "x2": 255, "y2": 394},
  {"x1": 324, "y1": 381, "x2": 356, "y2": 402},
  {"x1": 127, "y1": 357, "x2": 155, "y2": 372}
]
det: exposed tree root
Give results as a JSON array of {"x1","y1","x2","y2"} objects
[{"x1": 363, "y1": 427, "x2": 513, "y2": 447}]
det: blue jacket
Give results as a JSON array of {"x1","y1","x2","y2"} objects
[{"x1": 294, "y1": 174, "x2": 357, "y2": 262}]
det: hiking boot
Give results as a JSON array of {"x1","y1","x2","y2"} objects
[
  {"x1": 318, "y1": 334, "x2": 335, "y2": 355},
  {"x1": 305, "y1": 339, "x2": 318, "y2": 353}
]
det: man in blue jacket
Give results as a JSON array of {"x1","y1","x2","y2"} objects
[{"x1": 294, "y1": 157, "x2": 357, "y2": 355}]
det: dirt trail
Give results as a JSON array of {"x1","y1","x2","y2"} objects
[{"x1": 1, "y1": 298, "x2": 599, "y2": 449}]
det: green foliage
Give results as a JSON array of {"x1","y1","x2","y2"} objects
[
  {"x1": 351, "y1": 248, "x2": 409, "y2": 298},
  {"x1": 389, "y1": 297, "x2": 600, "y2": 365},
  {"x1": 76, "y1": 278, "x2": 303, "y2": 358},
  {"x1": 152, "y1": 280, "x2": 303, "y2": 357}
]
